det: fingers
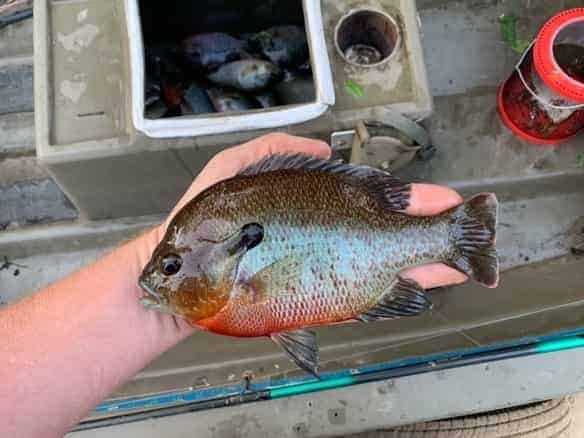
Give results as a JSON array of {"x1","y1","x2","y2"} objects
[
  {"x1": 401, "y1": 263, "x2": 468, "y2": 290},
  {"x1": 401, "y1": 185, "x2": 467, "y2": 288},
  {"x1": 406, "y1": 184, "x2": 463, "y2": 216},
  {"x1": 401, "y1": 184, "x2": 467, "y2": 288}
]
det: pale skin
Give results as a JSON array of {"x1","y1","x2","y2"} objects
[{"x1": 0, "y1": 134, "x2": 467, "y2": 438}]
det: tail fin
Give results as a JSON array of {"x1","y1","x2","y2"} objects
[{"x1": 448, "y1": 193, "x2": 499, "y2": 288}]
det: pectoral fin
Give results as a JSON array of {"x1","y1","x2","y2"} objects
[
  {"x1": 247, "y1": 256, "x2": 302, "y2": 303},
  {"x1": 357, "y1": 277, "x2": 431, "y2": 322},
  {"x1": 271, "y1": 329, "x2": 320, "y2": 377}
]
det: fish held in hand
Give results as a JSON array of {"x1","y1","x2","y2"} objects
[
  {"x1": 207, "y1": 60, "x2": 283, "y2": 92},
  {"x1": 139, "y1": 155, "x2": 499, "y2": 376}
]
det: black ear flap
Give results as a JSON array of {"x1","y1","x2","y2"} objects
[
  {"x1": 226, "y1": 223, "x2": 265, "y2": 256},
  {"x1": 241, "y1": 223, "x2": 264, "y2": 250}
]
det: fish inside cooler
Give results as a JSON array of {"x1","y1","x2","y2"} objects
[{"x1": 139, "y1": 0, "x2": 316, "y2": 120}]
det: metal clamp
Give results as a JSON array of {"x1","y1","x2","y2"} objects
[{"x1": 330, "y1": 109, "x2": 436, "y2": 171}]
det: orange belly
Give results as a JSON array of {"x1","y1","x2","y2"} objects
[{"x1": 196, "y1": 297, "x2": 361, "y2": 337}]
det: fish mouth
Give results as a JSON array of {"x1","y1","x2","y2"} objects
[{"x1": 138, "y1": 278, "x2": 163, "y2": 304}]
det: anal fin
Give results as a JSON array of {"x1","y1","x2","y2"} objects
[
  {"x1": 357, "y1": 277, "x2": 431, "y2": 322},
  {"x1": 271, "y1": 329, "x2": 320, "y2": 378}
]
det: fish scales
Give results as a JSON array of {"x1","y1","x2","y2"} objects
[{"x1": 199, "y1": 211, "x2": 450, "y2": 336}]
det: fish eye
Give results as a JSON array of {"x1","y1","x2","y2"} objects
[
  {"x1": 161, "y1": 254, "x2": 182, "y2": 276},
  {"x1": 241, "y1": 223, "x2": 264, "y2": 250}
]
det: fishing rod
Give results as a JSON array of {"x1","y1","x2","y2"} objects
[{"x1": 73, "y1": 334, "x2": 584, "y2": 432}]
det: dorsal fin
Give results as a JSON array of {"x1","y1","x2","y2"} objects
[
  {"x1": 239, "y1": 153, "x2": 411, "y2": 212},
  {"x1": 240, "y1": 153, "x2": 383, "y2": 178}
]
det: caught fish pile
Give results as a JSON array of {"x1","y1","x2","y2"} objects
[
  {"x1": 139, "y1": 154, "x2": 499, "y2": 376},
  {"x1": 144, "y1": 26, "x2": 311, "y2": 119}
]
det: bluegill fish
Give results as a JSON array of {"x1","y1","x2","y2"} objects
[
  {"x1": 248, "y1": 25, "x2": 308, "y2": 67},
  {"x1": 273, "y1": 77, "x2": 316, "y2": 105},
  {"x1": 145, "y1": 46, "x2": 185, "y2": 85},
  {"x1": 162, "y1": 82, "x2": 184, "y2": 110},
  {"x1": 145, "y1": 99, "x2": 167, "y2": 119},
  {"x1": 145, "y1": 46, "x2": 177, "y2": 78},
  {"x1": 207, "y1": 60, "x2": 283, "y2": 92},
  {"x1": 253, "y1": 91, "x2": 278, "y2": 109},
  {"x1": 145, "y1": 78, "x2": 162, "y2": 108},
  {"x1": 183, "y1": 84, "x2": 215, "y2": 115},
  {"x1": 139, "y1": 155, "x2": 499, "y2": 376},
  {"x1": 207, "y1": 88, "x2": 260, "y2": 113},
  {"x1": 144, "y1": 46, "x2": 183, "y2": 115},
  {"x1": 182, "y1": 33, "x2": 247, "y2": 72}
]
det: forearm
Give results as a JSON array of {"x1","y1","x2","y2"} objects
[{"x1": 0, "y1": 227, "x2": 193, "y2": 438}]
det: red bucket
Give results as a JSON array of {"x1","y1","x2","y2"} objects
[{"x1": 498, "y1": 8, "x2": 584, "y2": 145}]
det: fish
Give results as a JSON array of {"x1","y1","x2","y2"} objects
[
  {"x1": 163, "y1": 105, "x2": 184, "y2": 118},
  {"x1": 296, "y1": 60, "x2": 313, "y2": 76},
  {"x1": 253, "y1": 91, "x2": 278, "y2": 109},
  {"x1": 182, "y1": 33, "x2": 247, "y2": 72},
  {"x1": 273, "y1": 77, "x2": 316, "y2": 105},
  {"x1": 162, "y1": 82, "x2": 184, "y2": 110},
  {"x1": 145, "y1": 99, "x2": 168, "y2": 119},
  {"x1": 145, "y1": 45, "x2": 187, "y2": 116},
  {"x1": 139, "y1": 155, "x2": 499, "y2": 376},
  {"x1": 207, "y1": 60, "x2": 283, "y2": 92},
  {"x1": 282, "y1": 69, "x2": 297, "y2": 83},
  {"x1": 145, "y1": 47, "x2": 167, "y2": 79},
  {"x1": 239, "y1": 33, "x2": 256, "y2": 45},
  {"x1": 145, "y1": 46, "x2": 183, "y2": 82},
  {"x1": 144, "y1": 48, "x2": 177, "y2": 112},
  {"x1": 248, "y1": 25, "x2": 308, "y2": 68},
  {"x1": 183, "y1": 84, "x2": 215, "y2": 115},
  {"x1": 145, "y1": 78, "x2": 162, "y2": 108},
  {"x1": 250, "y1": 1, "x2": 306, "y2": 38},
  {"x1": 207, "y1": 88, "x2": 261, "y2": 113}
]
